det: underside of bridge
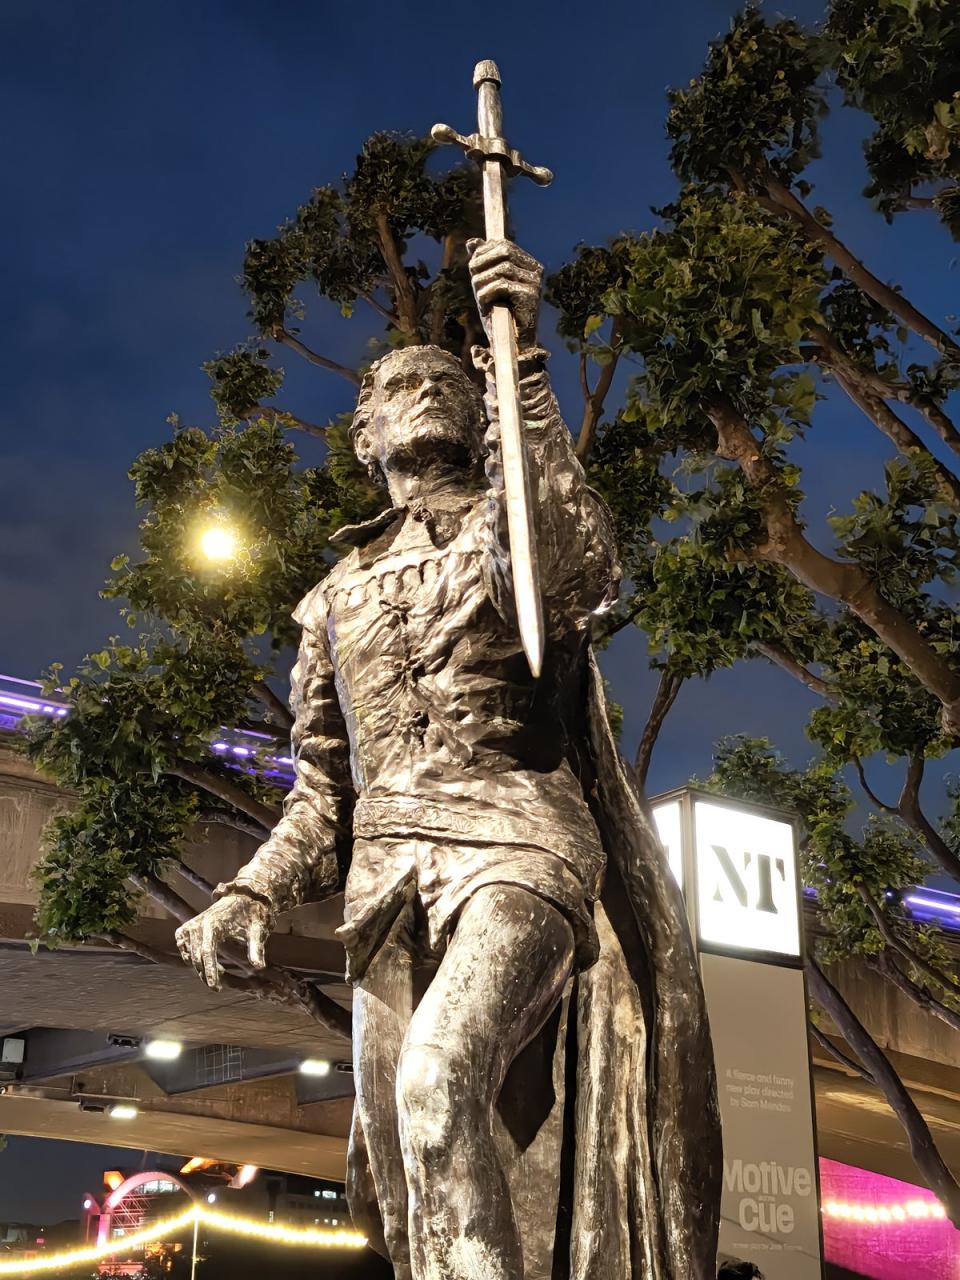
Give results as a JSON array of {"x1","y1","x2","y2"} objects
[{"x1": 3, "y1": 736, "x2": 960, "y2": 1194}]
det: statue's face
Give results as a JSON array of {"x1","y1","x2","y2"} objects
[{"x1": 355, "y1": 348, "x2": 483, "y2": 477}]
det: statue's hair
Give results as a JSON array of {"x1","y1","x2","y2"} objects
[{"x1": 349, "y1": 346, "x2": 485, "y2": 485}]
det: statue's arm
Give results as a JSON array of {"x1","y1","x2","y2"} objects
[
  {"x1": 470, "y1": 239, "x2": 620, "y2": 628},
  {"x1": 216, "y1": 614, "x2": 354, "y2": 913}
]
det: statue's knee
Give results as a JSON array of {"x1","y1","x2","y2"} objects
[{"x1": 396, "y1": 1044, "x2": 462, "y2": 1157}]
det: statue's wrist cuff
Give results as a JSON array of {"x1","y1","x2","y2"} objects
[{"x1": 214, "y1": 881, "x2": 274, "y2": 910}]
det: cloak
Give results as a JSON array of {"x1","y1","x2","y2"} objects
[{"x1": 348, "y1": 649, "x2": 722, "y2": 1280}]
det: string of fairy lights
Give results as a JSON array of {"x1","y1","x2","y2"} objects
[
  {"x1": 822, "y1": 1197, "x2": 947, "y2": 1224},
  {"x1": 0, "y1": 1205, "x2": 367, "y2": 1275}
]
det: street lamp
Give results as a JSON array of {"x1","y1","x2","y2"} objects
[
  {"x1": 144, "y1": 1039, "x2": 183, "y2": 1061},
  {"x1": 107, "y1": 1104, "x2": 138, "y2": 1120},
  {"x1": 198, "y1": 523, "x2": 240, "y2": 563},
  {"x1": 299, "y1": 1058, "x2": 331, "y2": 1077}
]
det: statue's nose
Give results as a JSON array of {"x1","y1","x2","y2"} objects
[{"x1": 416, "y1": 378, "x2": 444, "y2": 401}]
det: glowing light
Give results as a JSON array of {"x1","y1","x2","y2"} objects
[
  {"x1": 108, "y1": 1103, "x2": 138, "y2": 1120},
  {"x1": 0, "y1": 1206, "x2": 366, "y2": 1274},
  {"x1": 104, "y1": 1171, "x2": 124, "y2": 1192},
  {"x1": 82, "y1": 1199, "x2": 93, "y2": 1211},
  {"x1": 199, "y1": 524, "x2": 240, "y2": 563},
  {"x1": 144, "y1": 1039, "x2": 182, "y2": 1061},
  {"x1": 906, "y1": 893, "x2": 960, "y2": 918},
  {"x1": 233, "y1": 1164, "x2": 258, "y2": 1189},
  {"x1": 299, "y1": 1058, "x2": 331, "y2": 1077},
  {"x1": 179, "y1": 1157, "x2": 215, "y2": 1176},
  {"x1": 207, "y1": 1193, "x2": 217, "y2": 1204}
]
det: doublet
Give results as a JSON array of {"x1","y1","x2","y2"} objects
[{"x1": 218, "y1": 358, "x2": 621, "y2": 981}]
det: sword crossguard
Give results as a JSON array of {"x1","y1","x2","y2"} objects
[{"x1": 431, "y1": 122, "x2": 554, "y2": 187}]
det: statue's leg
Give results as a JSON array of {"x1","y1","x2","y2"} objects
[
  {"x1": 396, "y1": 883, "x2": 575, "y2": 1280},
  {"x1": 352, "y1": 919, "x2": 415, "y2": 1278}
]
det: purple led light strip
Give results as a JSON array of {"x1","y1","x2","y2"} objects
[{"x1": 5, "y1": 672, "x2": 960, "y2": 924}]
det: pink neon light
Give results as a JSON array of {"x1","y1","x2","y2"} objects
[{"x1": 819, "y1": 1158, "x2": 957, "y2": 1280}]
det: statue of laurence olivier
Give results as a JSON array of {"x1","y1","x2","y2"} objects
[{"x1": 177, "y1": 238, "x2": 721, "y2": 1280}]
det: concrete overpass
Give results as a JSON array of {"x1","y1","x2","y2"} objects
[{"x1": 3, "y1": 682, "x2": 960, "y2": 1195}]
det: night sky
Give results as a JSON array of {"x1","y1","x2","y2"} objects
[{"x1": 2, "y1": 0, "x2": 959, "y2": 1224}]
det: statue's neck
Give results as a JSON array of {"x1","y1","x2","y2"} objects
[{"x1": 384, "y1": 460, "x2": 479, "y2": 512}]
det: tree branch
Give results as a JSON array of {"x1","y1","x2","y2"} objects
[
  {"x1": 242, "y1": 406, "x2": 330, "y2": 442},
  {"x1": 707, "y1": 396, "x2": 960, "y2": 734},
  {"x1": 808, "y1": 1020, "x2": 874, "y2": 1083},
  {"x1": 808, "y1": 326, "x2": 960, "y2": 459},
  {"x1": 857, "y1": 882, "x2": 960, "y2": 998},
  {"x1": 763, "y1": 173, "x2": 960, "y2": 364},
  {"x1": 274, "y1": 329, "x2": 361, "y2": 386},
  {"x1": 895, "y1": 754, "x2": 960, "y2": 881},
  {"x1": 753, "y1": 641, "x2": 833, "y2": 699},
  {"x1": 129, "y1": 874, "x2": 195, "y2": 925},
  {"x1": 360, "y1": 292, "x2": 394, "y2": 325},
  {"x1": 196, "y1": 808, "x2": 270, "y2": 842},
  {"x1": 252, "y1": 681, "x2": 294, "y2": 731},
  {"x1": 832, "y1": 368, "x2": 960, "y2": 510},
  {"x1": 851, "y1": 756, "x2": 898, "y2": 814},
  {"x1": 374, "y1": 212, "x2": 419, "y2": 340},
  {"x1": 806, "y1": 956, "x2": 960, "y2": 1225},
  {"x1": 165, "y1": 763, "x2": 282, "y2": 832},
  {"x1": 171, "y1": 860, "x2": 216, "y2": 898},
  {"x1": 428, "y1": 233, "x2": 459, "y2": 346},
  {"x1": 634, "y1": 669, "x2": 685, "y2": 788},
  {"x1": 577, "y1": 320, "x2": 624, "y2": 464},
  {"x1": 594, "y1": 595, "x2": 646, "y2": 643},
  {"x1": 873, "y1": 953, "x2": 960, "y2": 1037}
]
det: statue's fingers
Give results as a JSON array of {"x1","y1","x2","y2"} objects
[
  {"x1": 175, "y1": 925, "x2": 194, "y2": 967},
  {"x1": 468, "y1": 240, "x2": 514, "y2": 271},
  {"x1": 475, "y1": 280, "x2": 538, "y2": 315},
  {"x1": 200, "y1": 921, "x2": 222, "y2": 990},
  {"x1": 472, "y1": 240, "x2": 539, "y2": 273},
  {"x1": 472, "y1": 261, "x2": 540, "y2": 289},
  {"x1": 248, "y1": 917, "x2": 268, "y2": 969}
]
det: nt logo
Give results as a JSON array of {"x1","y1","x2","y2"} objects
[{"x1": 710, "y1": 845, "x2": 785, "y2": 915}]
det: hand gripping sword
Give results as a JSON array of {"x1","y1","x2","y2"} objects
[{"x1": 432, "y1": 60, "x2": 553, "y2": 678}]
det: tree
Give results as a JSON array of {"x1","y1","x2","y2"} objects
[
  {"x1": 547, "y1": 0, "x2": 960, "y2": 1210},
  {"x1": 22, "y1": 2, "x2": 960, "y2": 1211}
]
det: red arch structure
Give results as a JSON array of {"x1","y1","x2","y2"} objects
[{"x1": 95, "y1": 1170, "x2": 195, "y2": 1248}]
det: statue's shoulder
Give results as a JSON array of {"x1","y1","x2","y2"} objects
[{"x1": 292, "y1": 580, "x2": 331, "y2": 633}]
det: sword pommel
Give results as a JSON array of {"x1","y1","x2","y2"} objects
[{"x1": 473, "y1": 59, "x2": 501, "y2": 89}]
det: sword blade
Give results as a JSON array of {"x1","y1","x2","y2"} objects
[
  {"x1": 490, "y1": 304, "x2": 545, "y2": 678},
  {"x1": 475, "y1": 66, "x2": 546, "y2": 678}
]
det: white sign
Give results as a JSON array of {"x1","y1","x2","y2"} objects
[
  {"x1": 693, "y1": 799, "x2": 800, "y2": 958},
  {"x1": 704, "y1": 954, "x2": 823, "y2": 1279}
]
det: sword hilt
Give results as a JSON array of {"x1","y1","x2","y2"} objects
[{"x1": 431, "y1": 60, "x2": 553, "y2": 187}]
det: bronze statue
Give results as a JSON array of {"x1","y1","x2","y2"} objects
[{"x1": 177, "y1": 61, "x2": 720, "y2": 1280}]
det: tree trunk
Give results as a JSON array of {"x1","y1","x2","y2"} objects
[
  {"x1": 375, "y1": 212, "x2": 419, "y2": 341},
  {"x1": 806, "y1": 957, "x2": 960, "y2": 1225},
  {"x1": 634, "y1": 669, "x2": 684, "y2": 787}
]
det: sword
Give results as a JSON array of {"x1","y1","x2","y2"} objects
[{"x1": 432, "y1": 60, "x2": 553, "y2": 678}]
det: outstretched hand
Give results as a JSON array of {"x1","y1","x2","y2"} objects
[
  {"x1": 175, "y1": 894, "x2": 274, "y2": 991},
  {"x1": 468, "y1": 238, "x2": 543, "y2": 350}
]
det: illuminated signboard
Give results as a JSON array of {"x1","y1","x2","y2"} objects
[
  {"x1": 693, "y1": 798, "x2": 800, "y2": 960},
  {"x1": 651, "y1": 788, "x2": 823, "y2": 1279}
]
